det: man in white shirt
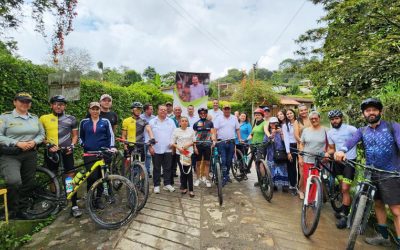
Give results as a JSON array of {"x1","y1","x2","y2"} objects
[
  {"x1": 208, "y1": 99, "x2": 223, "y2": 122},
  {"x1": 187, "y1": 105, "x2": 199, "y2": 128},
  {"x1": 149, "y1": 105, "x2": 177, "y2": 193},
  {"x1": 189, "y1": 75, "x2": 205, "y2": 101},
  {"x1": 214, "y1": 104, "x2": 242, "y2": 186}
]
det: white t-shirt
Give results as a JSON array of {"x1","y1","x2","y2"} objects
[
  {"x1": 149, "y1": 117, "x2": 176, "y2": 154},
  {"x1": 188, "y1": 115, "x2": 199, "y2": 128},
  {"x1": 214, "y1": 114, "x2": 240, "y2": 140},
  {"x1": 171, "y1": 127, "x2": 196, "y2": 155},
  {"x1": 208, "y1": 109, "x2": 223, "y2": 122},
  {"x1": 327, "y1": 124, "x2": 357, "y2": 160}
]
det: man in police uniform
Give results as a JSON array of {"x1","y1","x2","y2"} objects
[{"x1": 0, "y1": 92, "x2": 45, "y2": 219}]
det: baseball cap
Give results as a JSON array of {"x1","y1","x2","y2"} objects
[
  {"x1": 100, "y1": 94, "x2": 112, "y2": 101},
  {"x1": 222, "y1": 103, "x2": 231, "y2": 109},
  {"x1": 269, "y1": 117, "x2": 279, "y2": 123},
  {"x1": 14, "y1": 92, "x2": 32, "y2": 102},
  {"x1": 166, "y1": 101, "x2": 173, "y2": 106},
  {"x1": 89, "y1": 102, "x2": 101, "y2": 109}
]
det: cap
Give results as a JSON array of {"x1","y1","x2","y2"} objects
[
  {"x1": 269, "y1": 117, "x2": 279, "y2": 123},
  {"x1": 100, "y1": 94, "x2": 112, "y2": 101},
  {"x1": 222, "y1": 103, "x2": 231, "y2": 109},
  {"x1": 263, "y1": 106, "x2": 270, "y2": 112},
  {"x1": 166, "y1": 101, "x2": 173, "y2": 106},
  {"x1": 14, "y1": 92, "x2": 32, "y2": 102},
  {"x1": 89, "y1": 102, "x2": 101, "y2": 109}
]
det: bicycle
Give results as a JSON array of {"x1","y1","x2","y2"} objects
[
  {"x1": 231, "y1": 144, "x2": 254, "y2": 182},
  {"x1": 344, "y1": 160, "x2": 400, "y2": 250},
  {"x1": 295, "y1": 150, "x2": 342, "y2": 237},
  {"x1": 116, "y1": 138, "x2": 150, "y2": 211},
  {"x1": 25, "y1": 147, "x2": 138, "y2": 229}
]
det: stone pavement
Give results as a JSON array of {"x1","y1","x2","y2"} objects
[{"x1": 24, "y1": 171, "x2": 394, "y2": 250}]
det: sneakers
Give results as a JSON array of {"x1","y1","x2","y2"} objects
[
  {"x1": 205, "y1": 179, "x2": 212, "y2": 188},
  {"x1": 336, "y1": 215, "x2": 347, "y2": 229},
  {"x1": 201, "y1": 176, "x2": 207, "y2": 183},
  {"x1": 365, "y1": 232, "x2": 392, "y2": 247},
  {"x1": 194, "y1": 179, "x2": 201, "y2": 187},
  {"x1": 71, "y1": 206, "x2": 83, "y2": 218},
  {"x1": 154, "y1": 186, "x2": 160, "y2": 194},
  {"x1": 163, "y1": 185, "x2": 175, "y2": 192}
]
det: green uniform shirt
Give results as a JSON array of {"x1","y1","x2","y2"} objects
[
  {"x1": 0, "y1": 109, "x2": 45, "y2": 146},
  {"x1": 251, "y1": 121, "x2": 266, "y2": 144}
]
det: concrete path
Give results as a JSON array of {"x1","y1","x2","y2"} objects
[{"x1": 24, "y1": 171, "x2": 394, "y2": 249}]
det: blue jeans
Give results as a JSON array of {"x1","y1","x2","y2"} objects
[
  {"x1": 144, "y1": 144, "x2": 151, "y2": 174},
  {"x1": 217, "y1": 142, "x2": 235, "y2": 179}
]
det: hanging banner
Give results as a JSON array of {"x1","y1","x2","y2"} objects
[{"x1": 174, "y1": 71, "x2": 210, "y2": 116}]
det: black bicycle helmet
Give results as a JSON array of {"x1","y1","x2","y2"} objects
[
  {"x1": 327, "y1": 110, "x2": 343, "y2": 119},
  {"x1": 50, "y1": 95, "x2": 67, "y2": 104},
  {"x1": 130, "y1": 101, "x2": 143, "y2": 109},
  {"x1": 360, "y1": 98, "x2": 383, "y2": 111},
  {"x1": 198, "y1": 107, "x2": 208, "y2": 114}
]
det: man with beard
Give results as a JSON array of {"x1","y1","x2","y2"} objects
[
  {"x1": 326, "y1": 110, "x2": 357, "y2": 229},
  {"x1": 335, "y1": 98, "x2": 400, "y2": 247}
]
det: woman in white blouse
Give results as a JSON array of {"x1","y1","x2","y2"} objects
[
  {"x1": 171, "y1": 116, "x2": 196, "y2": 197},
  {"x1": 282, "y1": 109, "x2": 298, "y2": 195}
]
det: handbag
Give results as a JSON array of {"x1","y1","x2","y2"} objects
[{"x1": 272, "y1": 133, "x2": 288, "y2": 163}]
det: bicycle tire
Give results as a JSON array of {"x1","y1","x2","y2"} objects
[
  {"x1": 346, "y1": 194, "x2": 368, "y2": 250},
  {"x1": 86, "y1": 175, "x2": 138, "y2": 229},
  {"x1": 232, "y1": 149, "x2": 245, "y2": 182},
  {"x1": 301, "y1": 176, "x2": 323, "y2": 237},
  {"x1": 329, "y1": 176, "x2": 343, "y2": 213},
  {"x1": 215, "y1": 161, "x2": 223, "y2": 206},
  {"x1": 25, "y1": 166, "x2": 61, "y2": 219},
  {"x1": 257, "y1": 159, "x2": 273, "y2": 202},
  {"x1": 128, "y1": 162, "x2": 149, "y2": 211}
]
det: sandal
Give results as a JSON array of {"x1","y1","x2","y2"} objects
[
  {"x1": 189, "y1": 192, "x2": 195, "y2": 198},
  {"x1": 181, "y1": 189, "x2": 187, "y2": 194}
]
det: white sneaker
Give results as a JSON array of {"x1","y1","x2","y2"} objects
[
  {"x1": 154, "y1": 186, "x2": 160, "y2": 194},
  {"x1": 163, "y1": 185, "x2": 175, "y2": 192},
  {"x1": 205, "y1": 179, "x2": 212, "y2": 188},
  {"x1": 201, "y1": 176, "x2": 207, "y2": 183},
  {"x1": 194, "y1": 179, "x2": 200, "y2": 187}
]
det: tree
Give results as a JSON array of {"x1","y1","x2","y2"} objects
[
  {"x1": 161, "y1": 72, "x2": 176, "y2": 86},
  {"x1": 143, "y1": 66, "x2": 157, "y2": 81},
  {"x1": 296, "y1": 0, "x2": 400, "y2": 123},
  {"x1": 0, "y1": 0, "x2": 78, "y2": 61},
  {"x1": 123, "y1": 70, "x2": 142, "y2": 86},
  {"x1": 47, "y1": 47, "x2": 92, "y2": 73},
  {"x1": 103, "y1": 68, "x2": 124, "y2": 84},
  {"x1": 256, "y1": 68, "x2": 273, "y2": 81}
]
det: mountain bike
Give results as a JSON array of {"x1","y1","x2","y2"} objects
[
  {"x1": 25, "y1": 147, "x2": 138, "y2": 229},
  {"x1": 295, "y1": 150, "x2": 342, "y2": 237},
  {"x1": 231, "y1": 144, "x2": 254, "y2": 182},
  {"x1": 344, "y1": 160, "x2": 400, "y2": 250},
  {"x1": 116, "y1": 138, "x2": 150, "y2": 211}
]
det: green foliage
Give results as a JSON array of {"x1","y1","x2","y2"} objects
[
  {"x1": 122, "y1": 70, "x2": 142, "y2": 86},
  {"x1": 207, "y1": 101, "x2": 243, "y2": 113},
  {"x1": 160, "y1": 72, "x2": 176, "y2": 87},
  {"x1": 143, "y1": 66, "x2": 157, "y2": 81}
]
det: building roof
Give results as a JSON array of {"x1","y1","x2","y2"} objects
[{"x1": 280, "y1": 96, "x2": 300, "y2": 105}]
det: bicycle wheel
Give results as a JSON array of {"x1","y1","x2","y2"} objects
[
  {"x1": 346, "y1": 194, "x2": 368, "y2": 250},
  {"x1": 25, "y1": 167, "x2": 61, "y2": 219},
  {"x1": 257, "y1": 160, "x2": 273, "y2": 202},
  {"x1": 86, "y1": 175, "x2": 138, "y2": 229},
  {"x1": 329, "y1": 176, "x2": 343, "y2": 213},
  {"x1": 215, "y1": 161, "x2": 223, "y2": 206},
  {"x1": 110, "y1": 150, "x2": 124, "y2": 175},
  {"x1": 128, "y1": 162, "x2": 149, "y2": 211},
  {"x1": 301, "y1": 176, "x2": 323, "y2": 237},
  {"x1": 232, "y1": 149, "x2": 245, "y2": 182}
]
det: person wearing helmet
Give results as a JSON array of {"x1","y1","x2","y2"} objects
[
  {"x1": 248, "y1": 108, "x2": 268, "y2": 143},
  {"x1": 122, "y1": 101, "x2": 156, "y2": 176},
  {"x1": 335, "y1": 98, "x2": 400, "y2": 246},
  {"x1": 39, "y1": 95, "x2": 82, "y2": 217},
  {"x1": 326, "y1": 109, "x2": 357, "y2": 229},
  {"x1": 193, "y1": 107, "x2": 216, "y2": 187}
]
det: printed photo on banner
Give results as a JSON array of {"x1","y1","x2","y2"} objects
[{"x1": 174, "y1": 71, "x2": 210, "y2": 115}]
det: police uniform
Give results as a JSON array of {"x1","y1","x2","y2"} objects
[{"x1": 0, "y1": 96, "x2": 45, "y2": 213}]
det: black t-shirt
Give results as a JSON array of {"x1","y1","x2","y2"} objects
[{"x1": 86, "y1": 111, "x2": 118, "y2": 127}]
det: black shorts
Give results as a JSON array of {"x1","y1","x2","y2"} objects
[
  {"x1": 333, "y1": 161, "x2": 355, "y2": 185},
  {"x1": 196, "y1": 144, "x2": 211, "y2": 162},
  {"x1": 372, "y1": 172, "x2": 400, "y2": 205},
  {"x1": 45, "y1": 151, "x2": 75, "y2": 173}
]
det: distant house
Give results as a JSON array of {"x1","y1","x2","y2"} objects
[{"x1": 259, "y1": 95, "x2": 314, "y2": 116}]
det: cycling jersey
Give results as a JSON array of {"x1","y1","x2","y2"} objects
[
  {"x1": 342, "y1": 120, "x2": 400, "y2": 171},
  {"x1": 39, "y1": 113, "x2": 78, "y2": 147},
  {"x1": 193, "y1": 119, "x2": 214, "y2": 141},
  {"x1": 327, "y1": 124, "x2": 357, "y2": 160},
  {"x1": 122, "y1": 116, "x2": 148, "y2": 143}
]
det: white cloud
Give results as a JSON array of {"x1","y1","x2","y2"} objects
[{"x1": 8, "y1": 0, "x2": 324, "y2": 79}]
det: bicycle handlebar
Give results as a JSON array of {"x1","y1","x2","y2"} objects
[
  {"x1": 116, "y1": 138, "x2": 153, "y2": 146},
  {"x1": 344, "y1": 159, "x2": 400, "y2": 176}
]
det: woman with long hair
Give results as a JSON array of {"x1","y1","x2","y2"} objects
[
  {"x1": 282, "y1": 109, "x2": 298, "y2": 195},
  {"x1": 236, "y1": 112, "x2": 252, "y2": 156}
]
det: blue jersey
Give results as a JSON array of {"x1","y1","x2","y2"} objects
[
  {"x1": 343, "y1": 121, "x2": 400, "y2": 171},
  {"x1": 79, "y1": 118, "x2": 115, "y2": 152}
]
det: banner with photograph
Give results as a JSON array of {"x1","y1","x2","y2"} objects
[{"x1": 174, "y1": 71, "x2": 210, "y2": 116}]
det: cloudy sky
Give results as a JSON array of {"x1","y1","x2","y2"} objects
[{"x1": 11, "y1": 0, "x2": 324, "y2": 78}]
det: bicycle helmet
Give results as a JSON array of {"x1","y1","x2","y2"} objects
[
  {"x1": 50, "y1": 95, "x2": 67, "y2": 104},
  {"x1": 198, "y1": 107, "x2": 208, "y2": 114},
  {"x1": 253, "y1": 108, "x2": 265, "y2": 116},
  {"x1": 130, "y1": 101, "x2": 143, "y2": 109},
  {"x1": 327, "y1": 110, "x2": 343, "y2": 119},
  {"x1": 360, "y1": 98, "x2": 383, "y2": 111}
]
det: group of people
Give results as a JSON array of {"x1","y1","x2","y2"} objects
[{"x1": 0, "y1": 92, "x2": 399, "y2": 248}]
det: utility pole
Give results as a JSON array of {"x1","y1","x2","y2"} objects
[{"x1": 251, "y1": 62, "x2": 257, "y2": 122}]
